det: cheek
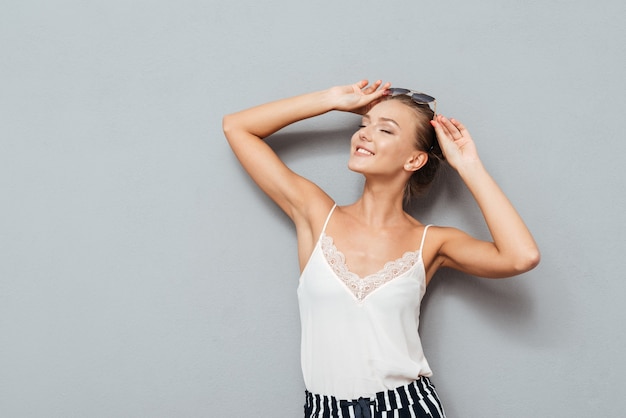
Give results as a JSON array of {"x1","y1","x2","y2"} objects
[
  {"x1": 379, "y1": 139, "x2": 410, "y2": 159},
  {"x1": 396, "y1": 134, "x2": 419, "y2": 156},
  {"x1": 384, "y1": 143, "x2": 418, "y2": 169}
]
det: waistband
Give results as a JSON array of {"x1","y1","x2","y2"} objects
[{"x1": 304, "y1": 376, "x2": 445, "y2": 418}]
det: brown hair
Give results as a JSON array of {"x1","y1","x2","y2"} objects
[{"x1": 385, "y1": 95, "x2": 444, "y2": 202}]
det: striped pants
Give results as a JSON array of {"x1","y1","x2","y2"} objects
[{"x1": 303, "y1": 377, "x2": 446, "y2": 418}]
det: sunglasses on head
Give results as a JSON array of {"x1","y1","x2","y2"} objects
[{"x1": 387, "y1": 88, "x2": 437, "y2": 116}]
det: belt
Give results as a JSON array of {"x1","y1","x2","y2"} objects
[
  {"x1": 304, "y1": 377, "x2": 442, "y2": 418},
  {"x1": 341, "y1": 397, "x2": 375, "y2": 418}
]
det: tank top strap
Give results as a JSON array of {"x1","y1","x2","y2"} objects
[
  {"x1": 321, "y1": 204, "x2": 337, "y2": 233},
  {"x1": 419, "y1": 224, "x2": 432, "y2": 253}
]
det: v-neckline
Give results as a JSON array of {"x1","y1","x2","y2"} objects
[{"x1": 319, "y1": 232, "x2": 424, "y2": 301}]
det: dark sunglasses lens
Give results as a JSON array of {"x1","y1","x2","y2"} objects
[
  {"x1": 389, "y1": 88, "x2": 411, "y2": 95},
  {"x1": 410, "y1": 93, "x2": 435, "y2": 104}
]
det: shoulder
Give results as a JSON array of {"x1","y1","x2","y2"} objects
[
  {"x1": 422, "y1": 225, "x2": 472, "y2": 251},
  {"x1": 420, "y1": 225, "x2": 470, "y2": 272}
]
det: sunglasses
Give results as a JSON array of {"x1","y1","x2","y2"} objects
[{"x1": 387, "y1": 88, "x2": 437, "y2": 116}]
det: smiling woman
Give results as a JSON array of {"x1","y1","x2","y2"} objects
[
  {"x1": 352, "y1": 94, "x2": 444, "y2": 203},
  {"x1": 222, "y1": 80, "x2": 540, "y2": 418}
]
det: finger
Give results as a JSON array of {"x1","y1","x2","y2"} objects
[
  {"x1": 433, "y1": 115, "x2": 453, "y2": 138},
  {"x1": 449, "y1": 118, "x2": 469, "y2": 136},
  {"x1": 371, "y1": 82, "x2": 393, "y2": 100},
  {"x1": 440, "y1": 116, "x2": 463, "y2": 138},
  {"x1": 371, "y1": 80, "x2": 392, "y2": 95},
  {"x1": 362, "y1": 82, "x2": 392, "y2": 105},
  {"x1": 363, "y1": 80, "x2": 380, "y2": 94},
  {"x1": 430, "y1": 117, "x2": 451, "y2": 142},
  {"x1": 362, "y1": 79, "x2": 382, "y2": 94},
  {"x1": 356, "y1": 79, "x2": 369, "y2": 90},
  {"x1": 432, "y1": 116, "x2": 461, "y2": 151}
]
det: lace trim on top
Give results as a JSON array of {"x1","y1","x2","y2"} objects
[{"x1": 320, "y1": 233, "x2": 422, "y2": 301}]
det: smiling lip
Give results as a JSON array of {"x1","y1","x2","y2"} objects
[{"x1": 355, "y1": 146, "x2": 375, "y2": 156}]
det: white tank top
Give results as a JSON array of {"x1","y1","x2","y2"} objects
[{"x1": 297, "y1": 204, "x2": 433, "y2": 400}]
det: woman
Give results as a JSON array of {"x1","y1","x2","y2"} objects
[{"x1": 223, "y1": 80, "x2": 540, "y2": 418}]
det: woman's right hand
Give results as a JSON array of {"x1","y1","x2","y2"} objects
[
  {"x1": 329, "y1": 79, "x2": 391, "y2": 114},
  {"x1": 223, "y1": 80, "x2": 389, "y2": 224}
]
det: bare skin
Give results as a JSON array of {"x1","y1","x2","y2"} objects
[{"x1": 223, "y1": 80, "x2": 540, "y2": 285}]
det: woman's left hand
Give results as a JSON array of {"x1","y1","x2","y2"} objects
[
  {"x1": 430, "y1": 115, "x2": 480, "y2": 169},
  {"x1": 429, "y1": 114, "x2": 540, "y2": 278}
]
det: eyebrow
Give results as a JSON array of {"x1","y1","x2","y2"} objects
[{"x1": 362, "y1": 114, "x2": 401, "y2": 128}]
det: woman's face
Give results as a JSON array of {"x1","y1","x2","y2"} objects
[{"x1": 348, "y1": 99, "x2": 423, "y2": 177}]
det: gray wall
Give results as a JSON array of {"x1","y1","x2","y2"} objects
[{"x1": 1, "y1": 1, "x2": 624, "y2": 417}]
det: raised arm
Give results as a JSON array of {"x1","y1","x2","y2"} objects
[
  {"x1": 430, "y1": 115, "x2": 540, "y2": 278},
  {"x1": 222, "y1": 80, "x2": 389, "y2": 221}
]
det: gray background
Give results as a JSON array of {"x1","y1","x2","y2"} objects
[{"x1": 1, "y1": 0, "x2": 624, "y2": 417}]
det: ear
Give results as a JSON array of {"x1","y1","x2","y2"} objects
[{"x1": 403, "y1": 151, "x2": 428, "y2": 172}]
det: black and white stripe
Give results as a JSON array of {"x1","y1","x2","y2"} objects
[{"x1": 304, "y1": 377, "x2": 446, "y2": 418}]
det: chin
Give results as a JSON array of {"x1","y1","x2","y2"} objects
[
  {"x1": 347, "y1": 159, "x2": 368, "y2": 175},
  {"x1": 347, "y1": 158, "x2": 359, "y2": 172}
]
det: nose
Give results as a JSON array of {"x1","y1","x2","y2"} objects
[{"x1": 359, "y1": 126, "x2": 372, "y2": 142}]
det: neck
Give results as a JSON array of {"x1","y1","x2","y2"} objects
[{"x1": 351, "y1": 180, "x2": 407, "y2": 227}]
